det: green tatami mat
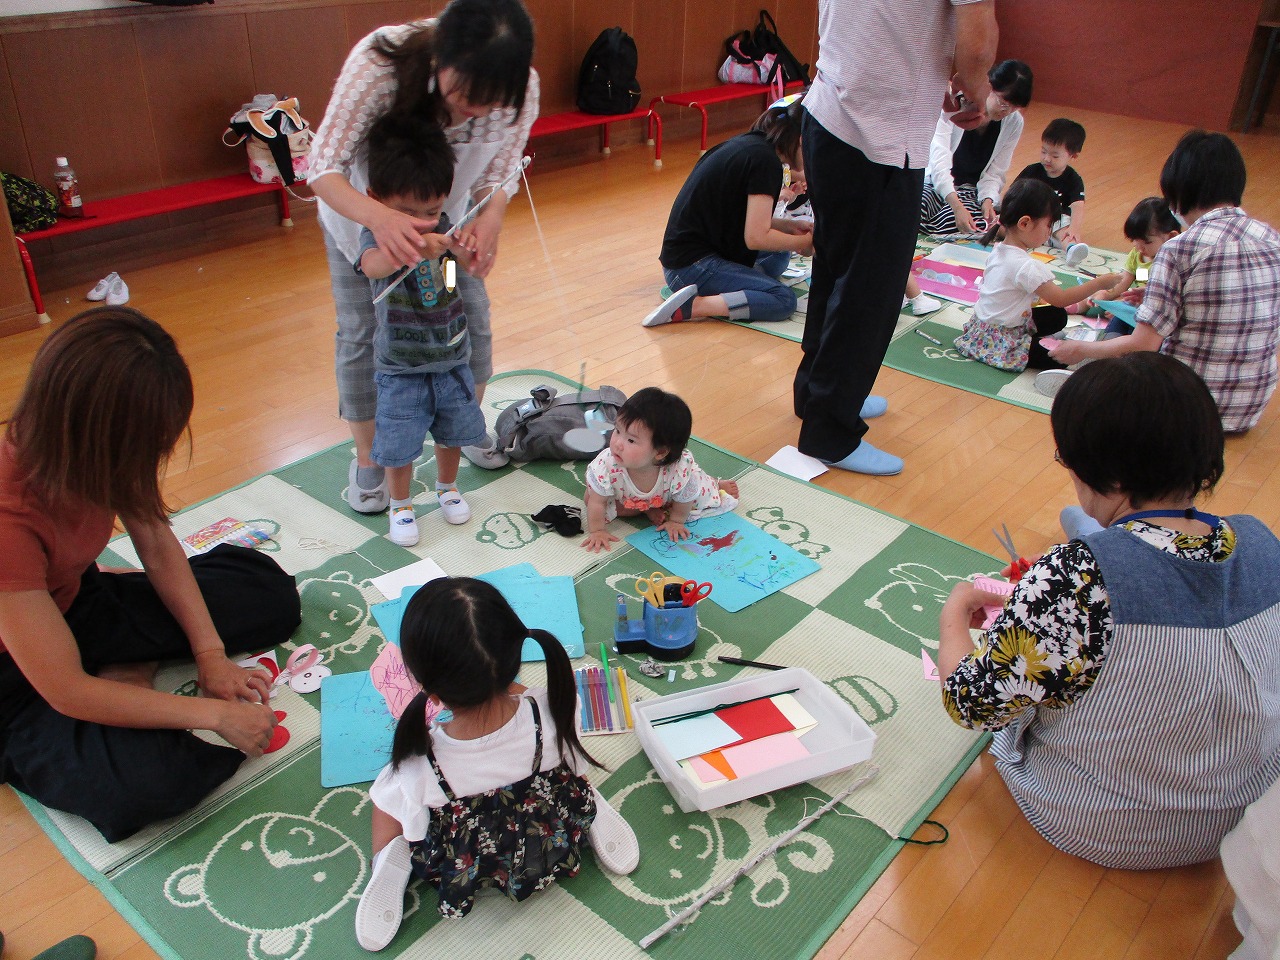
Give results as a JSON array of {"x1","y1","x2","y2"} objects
[{"x1": 20, "y1": 370, "x2": 998, "y2": 960}]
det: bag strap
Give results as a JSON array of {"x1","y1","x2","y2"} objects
[{"x1": 756, "y1": 8, "x2": 779, "y2": 37}]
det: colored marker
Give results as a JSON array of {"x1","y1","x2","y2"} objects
[
  {"x1": 915, "y1": 329, "x2": 942, "y2": 346},
  {"x1": 600, "y1": 641, "x2": 614, "y2": 703},
  {"x1": 576, "y1": 669, "x2": 592, "y2": 732},
  {"x1": 618, "y1": 667, "x2": 633, "y2": 730}
]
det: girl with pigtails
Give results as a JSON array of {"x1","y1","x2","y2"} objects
[{"x1": 354, "y1": 577, "x2": 638, "y2": 951}]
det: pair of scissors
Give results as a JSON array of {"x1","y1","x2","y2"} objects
[
  {"x1": 635, "y1": 571, "x2": 679, "y2": 607},
  {"x1": 992, "y1": 523, "x2": 1032, "y2": 582},
  {"x1": 680, "y1": 580, "x2": 713, "y2": 606}
]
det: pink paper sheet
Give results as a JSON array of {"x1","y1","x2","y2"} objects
[
  {"x1": 974, "y1": 576, "x2": 1016, "y2": 630},
  {"x1": 719, "y1": 731, "x2": 810, "y2": 778},
  {"x1": 370, "y1": 643, "x2": 421, "y2": 719}
]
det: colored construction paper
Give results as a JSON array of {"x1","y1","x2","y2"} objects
[
  {"x1": 476, "y1": 565, "x2": 586, "y2": 660},
  {"x1": 922, "y1": 648, "x2": 940, "y2": 682},
  {"x1": 688, "y1": 755, "x2": 734, "y2": 784},
  {"x1": 369, "y1": 642, "x2": 420, "y2": 719},
  {"x1": 1093, "y1": 300, "x2": 1138, "y2": 328},
  {"x1": 320, "y1": 671, "x2": 397, "y2": 787},
  {"x1": 699, "y1": 750, "x2": 737, "y2": 780},
  {"x1": 369, "y1": 587, "x2": 414, "y2": 647},
  {"x1": 974, "y1": 576, "x2": 1015, "y2": 629},
  {"x1": 716, "y1": 696, "x2": 794, "y2": 745},
  {"x1": 771, "y1": 694, "x2": 817, "y2": 734},
  {"x1": 651, "y1": 712, "x2": 741, "y2": 761},
  {"x1": 625, "y1": 512, "x2": 820, "y2": 612},
  {"x1": 720, "y1": 731, "x2": 810, "y2": 778}
]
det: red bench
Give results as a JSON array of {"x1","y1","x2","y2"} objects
[
  {"x1": 529, "y1": 107, "x2": 664, "y2": 167},
  {"x1": 15, "y1": 173, "x2": 294, "y2": 323},
  {"x1": 649, "y1": 81, "x2": 805, "y2": 154}
]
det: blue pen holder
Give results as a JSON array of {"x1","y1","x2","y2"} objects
[{"x1": 614, "y1": 598, "x2": 698, "y2": 661}]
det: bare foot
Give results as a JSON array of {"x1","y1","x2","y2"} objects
[
  {"x1": 719, "y1": 480, "x2": 739, "y2": 498},
  {"x1": 99, "y1": 661, "x2": 159, "y2": 689}
]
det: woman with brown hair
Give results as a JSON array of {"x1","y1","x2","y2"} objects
[{"x1": 0, "y1": 307, "x2": 301, "y2": 842}]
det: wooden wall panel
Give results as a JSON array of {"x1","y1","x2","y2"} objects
[
  {"x1": 0, "y1": 41, "x2": 32, "y2": 179},
  {"x1": 570, "y1": 0, "x2": 631, "y2": 114},
  {"x1": 5, "y1": 22, "x2": 160, "y2": 199},
  {"x1": 524, "y1": 0, "x2": 573, "y2": 114},
  {"x1": 681, "y1": 0, "x2": 735, "y2": 89},
  {"x1": 774, "y1": 0, "x2": 817, "y2": 80},
  {"x1": 134, "y1": 16, "x2": 256, "y2": 185},
  {"x1": 632, "y1": 0, "x2": 684, "y2": 106},
  {"x1": 343, "y1": 1, "x2": 437, "y2": 48},
  {"x1": 245, "y1": 6, "x2": 351, "y2": 130},
  {"x1": 997, "y1": 0, "x2": 1262, "y2": 130}
]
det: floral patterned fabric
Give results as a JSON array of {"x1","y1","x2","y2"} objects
[
  {"x1": 410, "y1": 698, "x2": 596, "y2": 918},
  {"x1": 952, "y1": 315, "x2": 1032, "y2": 372},
  {"x1": 943, "y1": 519, "x2": 1237, "y2": 731},
  {"x1": 584, "y1": 448, "x2": 737, "y2": 523}
]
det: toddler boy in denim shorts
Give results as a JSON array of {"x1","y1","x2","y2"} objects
[{"x1": 354, "y1": 112, "x2": 488, "y2": 547}]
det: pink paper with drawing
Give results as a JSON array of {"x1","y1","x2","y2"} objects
[{"x1": 369, "y1": 643, "x2": 421, "y2": 719}]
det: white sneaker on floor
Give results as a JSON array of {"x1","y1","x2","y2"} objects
[
  {"x1": 354, "y1": 836, "x2": 413, "y2": 951},
  {"x1": 104, "y1": 275, "x2": 130, "y2": 306},
  {"x1": 389, "y1": 507, "x2": 420, "y2": 546},
  {"x1": 1064, "y1": 243, "x2": 1090, "y2": 267},
  {"x1": 460, "y1": 436, "x2": 509, "y2": 470},
  {"x1": 347, "y1": 458, "x2": 389, "y2": 514},
  {"x1": 909, "y1": 294, "x2": 943, "y2": 316},
  {"x1": 589, "y1": 788, "x2": 639, "y2": 875},
  {"x1": 642, "y1": 284, "x2": 697, "y2": 327},
  {"x1": 87, "y1": 272, "x2": 120, "y2": 302},
  {"x1": 1033, "y1": 368, "x2": 1072, "y2": 398},
  {"x1": 436, "y1": 488, "x2": 471, "y2": 525}
]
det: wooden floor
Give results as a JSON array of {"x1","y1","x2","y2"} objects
[{"x1": 3, "y1": 102, "x2": 1279, "y2": 960}]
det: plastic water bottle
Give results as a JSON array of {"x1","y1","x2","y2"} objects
[{"x1": 53, "y1": 156, "x2": 83, "y2": 217}]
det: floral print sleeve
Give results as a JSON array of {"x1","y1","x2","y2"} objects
[{"x1": 942, "y1": 540, "x2": 1113, "y2": 731}]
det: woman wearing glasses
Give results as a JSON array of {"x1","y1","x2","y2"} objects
[
  {"x1": 918, "y1": 59, "x2": 1033, "y2": 237},
  {"x1": 937, "y1": 353, "x2": 1280, "y2": 869}
]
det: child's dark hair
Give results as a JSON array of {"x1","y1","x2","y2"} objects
[
  {"x1": 1042, "y1": 118, "x2": 1085, "y2": 154},
  {"x1": 1123, "y1": 197, "x2": 1180, "y2": 241},
  {"x1": 1160, "y1": 129, "x2": 1245, "y2": 215},
  {"x1": 981, "y1": 177, "x2": 1061, "y2": 245},
  {"x1": 751, "y1": 90, "x2": 807, "y2": 166},
  {"x1": 366, "y1": 111, "x2": 455, "y2": 203},
  {"x1": 391, "y1": 577, "x2": 600, "y2": 772},
  {"x1": 374, "y1": 0, "x2": 534, "y2": 127},
  {"x1": 1052, "y1": 353, "x2": 1223, "y2": 506},
  {"x1": 5, "y1": 306, "x2": 192, "y2": 523},
  {"x1": 989, "y1": 59, "x2": 1033, "y2": 108},
  {"x1": 616, "y1": 387, "x2": 692, "y2": 467}
]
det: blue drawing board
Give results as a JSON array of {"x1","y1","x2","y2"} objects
[
  {"x1": 370, "y1": 566, "x2": 585, "y2": 660},
  {"x1": 320, "y1": 670, "x2": 397, "y2": 787},
  {"x1": 624, "y1": 512, "x2": 821, "y2": 612},
  {"x1": 1093, "y1": 300, "x2": 1138, "y2": 328}
]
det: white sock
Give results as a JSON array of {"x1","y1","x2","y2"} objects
[
  {"x1": 434, "y1": 481, "x2": 457, "y2": 493},
  {"x1": 390, "y1": 497, "x2": 413, "y2": 511}
]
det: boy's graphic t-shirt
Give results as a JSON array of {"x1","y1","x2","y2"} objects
[
  {"x1": 357, "y1": 221, "x2": 470, "y2": 375},
  {"x1": 1015, "y1": 162, "x2": 1085, "y2": 213}
]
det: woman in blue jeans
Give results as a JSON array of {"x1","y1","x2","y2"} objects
[{"x1": 643, "y1": 94, "x2": 813, "y2": 328}]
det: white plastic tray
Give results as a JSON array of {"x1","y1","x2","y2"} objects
[{"x1": 633, "y1": 667, "x2": 876, "y2": 812}]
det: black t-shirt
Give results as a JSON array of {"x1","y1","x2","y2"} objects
[
  {"x1": 1015, "y1": 162, "x2": 1086, "y2": 213},
  {"x1": 951, "y1": 119, "x2": 1003, "y2": 186},
  {"x1": 659, "y1": 130, "x2": 784, "y2": 270}
]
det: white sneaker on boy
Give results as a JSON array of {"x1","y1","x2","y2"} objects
[
  {"x1": 389, "y1": 507, "x2": 420, "y2": 547},
  {"x1": 588, "y1": 788, "x2": 639, "y2": 875},
  {"x1": 87, "y1": 272, "x2": 120, "y2": 302},
  {"x1": 354, "y1": 836, "x2": 413, "y2": 952},
  {"x1": 436, "y1": 488, "x2": 471, "y2": 525}
]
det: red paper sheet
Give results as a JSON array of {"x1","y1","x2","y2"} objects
[{"x1": 715, "y1": 697, "x2": 795, "y2": 747}]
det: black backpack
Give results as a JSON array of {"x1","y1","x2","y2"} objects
[
  {"x1": 751, "y1": 10, "x2": 810, "y2": 85},
  {"x1": 576, "y1": 27, "x2": 641, "y2": 115}
]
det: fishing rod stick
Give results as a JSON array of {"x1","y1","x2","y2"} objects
[
  {"x1": 372, "y1": 155, "x2": 532, "y2": 305},
  {"x1": 637, "y1": 764, "x2": 881, "y2": 950}
]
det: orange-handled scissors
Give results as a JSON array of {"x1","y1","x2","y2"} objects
[{"x1": 680, "y1": 580, "x2": 713, "y2": 606}]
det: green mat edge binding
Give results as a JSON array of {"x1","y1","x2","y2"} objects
[{"x1": 75, "y1": 366, "x2": 998, "y2": 956}]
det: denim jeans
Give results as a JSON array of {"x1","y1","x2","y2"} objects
[{"x1": 663, "y1": 251, "x2": 796, "y2": 322}]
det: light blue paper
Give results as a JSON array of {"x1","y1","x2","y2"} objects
[
  {"x1": 1093, "y1": 300, "x2": 1138, "y2": 327},
  {"x1": 370, "y1": 567, "x2": 584, "y2": 660},
  {"x1": 319, "y1": 671, "x2": 397, "y2": 787},
  {"x1": 651, "y1": 713, "x2": 741, "y2": 761},
  {"x1": 624, "y1": 512, "x2": 820, "y2": 612}
]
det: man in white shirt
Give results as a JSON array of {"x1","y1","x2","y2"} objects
[{"x1": 794, "y1": 0, "x2": 998, "y2": 475}]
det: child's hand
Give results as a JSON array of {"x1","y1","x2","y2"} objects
[
  {"x1": 656, "y1": 520, "x2": 692, "y2": 542},
  {"x1": 419, "y1": 233, "x2": 454, "y2": 260},
  {"x1": 1121, "y1": 287, "x2": 1146, "y2": 305},
  {"x1": 582, "y1": 530, "x2": 619, "y2": 553}
]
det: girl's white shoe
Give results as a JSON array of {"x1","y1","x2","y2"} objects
[
  {"x1": 355, "y1": 836, "x2": 413, "y2": 951},
  {"x1": 588, "y1": 788, "x2": 639, "y2": 874},
  {"x1": 86, "y1": 272, "x2": 120, "y2": 302}
]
